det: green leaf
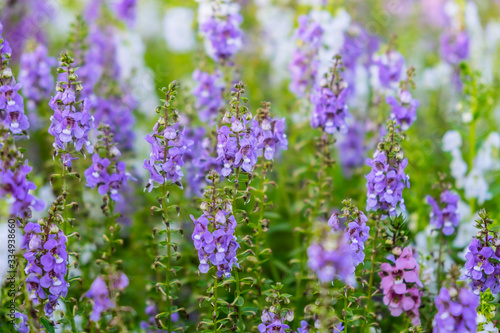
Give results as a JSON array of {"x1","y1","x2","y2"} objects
[
  {"x1": 40, "y1": 317, "x2": 55, "y2": 333},
  {"x1": 234, "y1": 296, "x2": 244, "y2": 307}
]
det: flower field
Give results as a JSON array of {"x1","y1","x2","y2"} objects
[{"x1": 1, "y1": 0, "x2": 500, "y2": 332}]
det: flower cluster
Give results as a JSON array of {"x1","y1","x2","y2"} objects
[
  {"x1": 310, "y1": 56, "x2": 350, "y2": 134},
  {"x1": 372, "y1": 49, "x2": 405, "y2": 90},
  {"x1": 191, "y1": 171, "x2": 240, "y2": 277},
  {"x1": 84, "y1": 272, "x2": 129, "y2": 321},
  {"x1": 191, "y1": 69, "x2": 224, "y2": 123},
  {"x1": 198, "y1": 0, "x2": 243, "y2": 63},
  {"x1": 85, "y1": 276, "x2": 113, "y2": 321},
  {"x1": 434, "y1": 286, "x2": 478, "y2": 332},
  {"x1": 113, "y1": 0, "x2": 137, "y2": 27},
  {"x1": 426, "y1": 190, "x2": 460, "y2": 236},
  {"x1": 258, "y1": 283, "x2": 294, "y2": 333},
  {"x1": 22, "y1": 198, "x2": 69, "y2": 316},
  {"x1": 251, "y1": 102, "x2": 288, "y2": 161},
  {"x1": 48, "y1": 52, "x2": 94, "y2": 155},
  {"x1": 216, "y1": 82, "x2": 258, "y2": 176},
  {"x1": 366, "y1": 122, "x2": 409, "y2": 215},
  {"x1": 143, "y1": 82, "x2": 193, "y2": 191},
  {"x1": 14, "y1": 312, "x2": 30, "y2": 333},
  {"x1": 19, "y1": 43, "x2": 56, "y2": 111},
  {"x1": 386, "y1": 67, "x2": 419, "y2": 131},
  {"x1": 0, "y1": 160, "x2": 44, "y2": 218},
  {"x1": 0, "y1": 22, "x2": 29, "y2": 135},
  {"x1": 84, "y1": 125, "x2": 133, "y2": 202},
  {"x1": 440, "y1": 30, "x2": 469, "y2": 66},
  {"x1": 184, "y1": 127, "x2": 221, "y2": 197},
  {"x1": 464, "y1": 211, "x2": 500, "y2": 295},
  {"x1": 289, "y1": 14, "x2": 323, "y2": 97},
  {"x1": 379, "y1": 247, "x2": 423, "y2": 326},
  {"x1": 307, "y1": 222, "x2": 354, "y2": 284},
  {"x1": 328, "y1": 201, "x2": 370, "y2": 270},
  {"x1": 337, "y1": 120, "x2": 365, "y2": 176}
]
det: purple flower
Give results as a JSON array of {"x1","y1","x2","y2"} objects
[
  {"x1": 311, "y1": 84, "x2": 350, "y2": 134},
  {"x1": 464, "y1": 238, "x2": 500, "y2": 294},
  {"x1": 0, "y1": 161, "x2": 45, "y2": 218},
  {"x1": 440, "y1": 30, "x2": 469, "y2": 66},
  {"x1": 22, "y1": 221, "x2": 69, "y2": 316},
  {"x1": 0, "y1": 81, "x2": 29, "y2": 134},
  {"x1": 289, "y1": 15, "x2": 323, "y2": 97},
  {"x1": 365, "y1": 150, "x2": 409, "y2": 215},
  {"x1": 84, "y1": 154, "x2": 111, "y2": 188},
  {"x1": 426, "y1": 190, "x2": 460, "y2": 236},
  {"x1": 379, "y1": 247, "x2": 423, "y2": 326},
  {"x1": 48, "y1": 54, "x2": 94, "y2": 156},
  {"x1": 19, "y1": 43, "x2": 56, "y2": 109},
  {"x1": 434, "y1": 286, "x2": 479, "y2": 333},
  {"x1": 85, "y1": 276, "x2": 114, "y2": 322},
  {"x1": 307, "y1": 231, "x2": 354, "y2": 284},
  {"x1": 297, "y1": 320, "x2": 310, "y2": 333},
  {"x1": 192, "y1": 70, "x2": 224, "y2": 124},
  {"x1": 14, "y1": 312, "x2": 30, "y2": 333},
  {"x1": 337, "y1": 120, "x2": 366, "y2": 177},
  {"x1": 386, "y1": 89, "x2": 419, "y2": 131},
  {"x1": 191, "y1": 195, "x2": 240, "y2": 277},
  {"x1": 144, "y1": 123, "x2": 193, "y2": 191},
  {"x1": 346, "y1": 212, "x2": 370, "y2": 268},
  {"x1": 199, "y1": 4, "x2": 243, "y2": 63},
  {"x1": 258, "y1": 309, "x2": 291, "y2": 333},
  {"x1": 113, "y1": 0, "x2": 137, "y2": 27},
  {"x1": 252, "y1": 116, "x2": 288, "y2": 161},
  {"x1": 373, "y1": 50, "x2": 405, "y2": 89}
]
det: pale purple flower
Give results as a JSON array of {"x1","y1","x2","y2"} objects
[
  {"x1": 373, "y1": 50, "x2": 405, "y2": 89},
  {"x1": 440, "y1": 30, "x2": 469, "y2": 66},
  {"x1": 192, "y1": 69, "x2": 224, "y2": 124},
  {"x1": 426, "y1": 190, "x2": 460, "y2": 236},
  {"x1": 289, "y1": 15, "x2": 323, "y2": 97},
  {"x1": 434, "y1": 286, "x2": 478, "y2": 333},
  {"x1": 386, "y1": 89, "x2": 419, "y2": 130},
  {"x1": 464, "y1": 238, "x2": 500, "y2": 295},
  {"x1": 85, "y1": 276, "x2": 114, "y2": 322}
]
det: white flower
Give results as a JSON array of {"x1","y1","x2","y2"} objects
[
  {"x1": 464, "y1": 169, "x2": 491, "y2": 204},
  {"x1": 442, "y1": 130, "x2": 463, "y2": 152},
  {"x1": 163, "y1": 7, "x2": 196, "y2": 53}
]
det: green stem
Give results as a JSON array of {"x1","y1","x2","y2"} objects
[
  {"x1": 213, "y1": 276, "x2": 219, "y2": 333},
  {"x1": 162, "y1": 182, "x2": 172, "y2": 332},
  {"x1": 436, "y1": 231, "x2": 444, "y2": 291},
  {"x1": 364, "y1": 218, "x2": 380, "y2": 330},
  {"x1": 235, "y1": 269, "x2": 244, "y2": 328},
  {"x1": 468, "y1": 119, "x2": 476, "y2": 213},
  {"x1": 344, "y1": 287, "x2": 349, "y2": 333}
]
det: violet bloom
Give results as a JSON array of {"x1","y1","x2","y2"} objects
[
  {"x1": 48, "y1": 54, "x2": 94, "y2": 155},
  {"x1": 19, "y1": 43, "x2": 56, "y2": 110},
  {"x1": 184, "y1": 127, "x2": 221, "y2": 197},
  {"x1": 199, "y1": 2, "x2": 243, "y2": 63},
  {"x1": 297, "y1": 320, "x2": 310, "y2": 333},
  {"x1": 84, "y1": 154, "x2": 111, "y2": 188},
  {"x1": 307, "y1": 232, "x2": 354, "y2": 284},
  {"x1": 337, "y1": 121, "x2": 365, "y2": 177},
  {"x1": 426, "y1": 190, "x2": 460, "y2": 236},
  {"x1": 192, "y1": 69, "x2": 224, "y2": 124},
  {"x1": 434, "y1": 286, "x2": 479, "y2": 333},
  {"x1": 379, "y1": 247, "x2": 423, "y2": 326},
  {"x1": 366, "y1": 150, "x2": 410, "y2": 215},
  {"x1": 22, "y1": 221, "x2": 69, "y2": 316},
  {"x1": 144, "y1": 123, "x2": 193, "y2": 191},
  {"x1": 191, "y1": 206, "x2": 240, "y2": 278},
  {"x1": 346, "y1": 212, "x2": 370, "y2": 268},
  {"x1": 258, "y1": 309, "x2": 291, "y2": 333},
  {"x1": 1, "y1": 161, "x2": 44, "y2": 218},
  {"x1": 217, "y1": 121, "x2": 258, "y2": 177},
  {"x1": 440, "y1": 30, "x2": 469, "y2": 66},
  {"x1": 251, "y1": 117, "x2": 288, "y2": 161},
  {"x1": 0, "y1": 76, "x2": 29, "y2": 134},
  {"x1": 85, "y1": 276, "x2": 114, "y2": 322},
  {"x1": 373, "y1": 50, "x2": 405, "y2": 89},
  {"x1": 386, "y1": 89, "x2": 419, "y2": 131},
  {"x1": 289, "y1": 15, "x2": 324, "y2": 97},
  {"x1": 14, "y1": 312, "x2": 30, "y2": 333},
  {"x1": 464, "y1": 238, "x2": 500, "y2": 294},
  {"x1": 113, "y1": 0, "x2": 137, "y2": 27},
  {"x1": 93, "y1": 94, "x2": 137, "y2": 151}
]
